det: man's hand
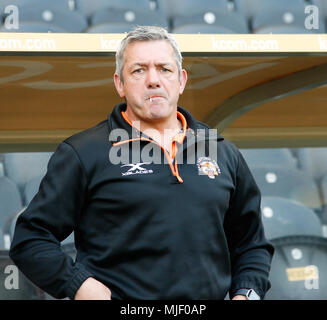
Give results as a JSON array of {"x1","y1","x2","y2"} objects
[
  {"x1": 232, "y1": 295, "x2": 247, "y2": 300},
  {"x1": 74, "y1": 277, "x2": 112, "y2": 300}
]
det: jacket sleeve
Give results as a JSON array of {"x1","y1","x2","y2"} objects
[
  {"x1": 9, "y1": 141, "x2": 94, "y2": 299},
  {"x1": 223, "y1": 150, "x2": 274, "y2": 299}
]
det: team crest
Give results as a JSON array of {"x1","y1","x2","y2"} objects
[{"x1": 197, "y1": 157, "x2": 221, "y2": 179}]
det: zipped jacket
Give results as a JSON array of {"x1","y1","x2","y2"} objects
[{"x1": 9, "y1": 103, "x2": 274, "y2": 300}]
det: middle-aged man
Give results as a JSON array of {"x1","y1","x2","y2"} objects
[{"x1": 9, "y1": 26, "x2": 274, "y2": 300}]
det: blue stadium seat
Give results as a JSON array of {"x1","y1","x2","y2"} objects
[
  {"x1": 0, "y1": 230, "x2": 4, "y2": 250},
  {"x1": 0, "y1": 176, "x2": 22, "y2": 228},
  {"x1": 254, "y1": 25, "x2": 322, "y2": 34},
  {"x1": 23, "y1": 175, "x2": 43, "y2": 206},
  {"x1": 240, "y1": 148, "x2": 297, "y2": 169},
  {"x1": 156, "y1": 0, "x2": 231, "y2": 20},
  {"x1": 250, "y1": 165, "x2": 322, "y2": 212},
  {"x1": 86, "y1": 23, "x2": 136, "y2": 33},
  {"x1": 296, "y1": 147, "x2": 327, "y2": 182},
  {"x1": 90, "y1": 8, "x2": 168, "y2": 29},
  {"x1": 3, "y1": 152, "x2": 52, "y2": 204},
  {"x1": 15, "y1": 7, "x2": 88, "y2": 33},
  {"x1": 0, "y1": 0, "x2": 72, "y2": 13},
  {"x1": 252, "y1": 7, "x2": 325, "y2": 34},
  {"x1": 234, "y1": 0, "x2": 307, "y2": 20},
  {"x1": 0, "y1": 22, "x2": 67, "y2": 32},
  {"x1": 75, "y1": 0, "x2": 154, "y2": 18},
  {"x1": 320, "y1": 173, "x2": 327, "y2": 225},
  {"x1": 265, "y1": 236, "x2": 327, "y2": 300},
  {"x1": 312, "y1": 0, "x2": 327, "y2": 17},
  {"x1": 261, "y1": 196, "x2": 323, "y2": 240},
  {"x1": 172, "y1": 11, "x2": 249, "y2": 34}
]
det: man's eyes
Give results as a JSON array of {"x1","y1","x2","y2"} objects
[
  {"x1": 132, "y1": 67, "x2": 171, "y2": 74},
  {"x1": 133, "y1": 68, "x2": 144, "y2": 74}
]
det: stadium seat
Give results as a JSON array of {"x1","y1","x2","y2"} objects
[
  {"x1": 86, "y1": 23, "x2": 136, "y2": 33},
  {"x1": 156, "y1": 0, "x2": 231, "y2": 20},
  {"x1": 23, "y1": 175, "x2": 43, "y2": 206},
  {"x1": 254, "y1": 25, "x2": 322, "y2": 34},
  {"x1": 296, "y1": 147, "x2": 327, "y2": 182},
  {"x1": 90, "y1": 8, "x2": 169, "y2": 29},
  {"x1": 252, "y1": 7, "x2": 325, "y2": 34},
  {"x1": 0, "y1": 22, "x2": 67, "y2": 33},
  {"x1": 0, "y1": 230, "x2": 4, "y2": 250},
  {"x1": 0, "y1": 250, "x2": 44, "y2": 299},
  {"x1": 320, "y1": 173, "x2": 327, "y2": 225},
  {"x1": 3, "y1": 152, "x2": 52, "y2": 204},
  {"x1": 15, "y1": 7, "x2": 88, "y2": 33},
  {"x1": 265, "y1": 236, "x2": 327, "y2": 300},
  {"x1": 234, "y1": 0, "x2": 306, "y2": 20},
  {"x1": 261, "y1": 196, "x2": 323, "y2": 240},
  {"x1": 312, "y1": 0, "x2": 327, "y2": 17},
  {"x1": 75, "y1": 0, "x2": 154, "y2": 18},
  {"x1": 250, "y1": 165, "x2": 322, "y2": 212},
  {"x1": 240, "y1": 148, "x2": 297, "y2": 169},
  {"x1": 0, "y1": 176, "x2": 22, "y2": 228},
  {"x1": 172, "y1": 11, "x2": 249, "y2": 34},
  {"x1": 0, "y1": 0, "x2": 72, "y2": 13}
]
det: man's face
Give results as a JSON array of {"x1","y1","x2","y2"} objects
[{"x1": 114, "y1": 40, "x2": 187, "y2": 124}]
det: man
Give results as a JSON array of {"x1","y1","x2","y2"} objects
[{"x1": 9, "y1": 26, "x2": 274, "y2": 300}]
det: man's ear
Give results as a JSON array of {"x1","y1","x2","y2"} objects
[
  {"x1": 114, "y1": 73, "x2": 125, "y2": 98},
  {"x1": 179, "y1": 69, "x2": 188, "y2": 95}
]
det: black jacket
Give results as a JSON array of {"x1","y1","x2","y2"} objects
[{"x1": 9, "y1": 103, "x2": 274, "y2": 300}]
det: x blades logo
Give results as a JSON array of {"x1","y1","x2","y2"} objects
[{"x1": 121, "y1": 162, "x2": 153, "y2": 176}]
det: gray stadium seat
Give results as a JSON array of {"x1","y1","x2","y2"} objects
[
  {"x1": 75, "y1": 0, "x2": 154, "y2": 18},
  {"x1": 172, "y1": 24, "x2": 240, "y2": 34},
  {"x1": 234, "y1": 0, "x2": 306, "y2": 20},
  {"x1": 156, "y1": 0, "x2": 230, "y2": 20},
  {"x1": 321, "y1": 173, "x2": 327, "y2": 225},
  {"x1": 3, "y1": 152, "x2": 52, "y2": 204},
  {"x1": 265, "y1": 236, "x2": 327, "y2": 300},
  {"x1": 23, "y1": 175, "x2": 43, "y2": 206},
  {"x1": 261, "y1": 196, "x2": 323, "y2": 240},
  {"x1": 252, "y1": 7, "x2": 325, "y2": 34},
  {"x1": 0, "y1": 22, "x2": 67, "y2": 33},
  {"x1": 86, "y1": 23, "x2": 136, "y2": 33},
  {"x1": 15, "y1": 7, "x2": 88, "y2": 33},
  {"x1": 296, "y1": 147, "x2": 327, "y2": 182},
  {"x1": 240, "y1": 148, "x2": 297, "y2": 169},
  {"x1": 312, "y1": 0, "x2": 327, "y2": 17},
  {"x1": 172, "y1": 11, "x2": 249, "y2": 34},
  {"x1": 0, "y1": 0, "x2": 72, "y2": 13},
  {"x1": 0, "y1": 176, "x2": 22, "y2": 228},
  {"x1": 254, "y1": 25, "x2": 322, "y2": 34},
  {"x1": 90, "y1": 8, "x2": 169, "y2": 29},
  {"x1": 250, "y1": 165, "x2": 322, "y2": 212},
  {"x1": 0, "y1": 229, "x2": 4, "y2": 250}
]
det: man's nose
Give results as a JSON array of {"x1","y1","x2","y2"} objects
[{"x1": 146, "y1": 68, "x2": 160, "y2": 88}]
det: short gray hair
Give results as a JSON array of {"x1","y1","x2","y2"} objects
[{"x1": 115, "y1": 25, "x2": 183, "y2": 82}]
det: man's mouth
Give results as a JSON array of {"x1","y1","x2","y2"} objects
[{"x1": 148, "y1": 96, "x2": 164, "y2": 102}]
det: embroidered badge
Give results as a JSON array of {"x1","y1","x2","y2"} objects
[{"x1": 197, "y1": 157, "x2": 221, "y2": 179}]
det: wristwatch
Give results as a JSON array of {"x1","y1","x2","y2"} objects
[{"x1": 235, "y1": 289, "x2": 261, "y2": 300}]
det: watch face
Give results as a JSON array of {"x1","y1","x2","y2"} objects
[{"x1": 247, "y1": 289, "x2": 260, "y2": 300}]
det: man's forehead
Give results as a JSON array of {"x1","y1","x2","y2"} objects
[{"x1": 124, "y1": 40, "x2": 175, "y2": 62}]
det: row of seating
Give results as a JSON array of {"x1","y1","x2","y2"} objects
[
  {"x1": 0, "y1": 0, "x2": 326, "y2": 34},
  {"x1": 1, "y1": 150, "x2": 327, "y2": 299}
]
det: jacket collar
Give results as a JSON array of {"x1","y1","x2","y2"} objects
[{"x1": 108, "y1": 102, "x2": 224, "y2": 142}]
